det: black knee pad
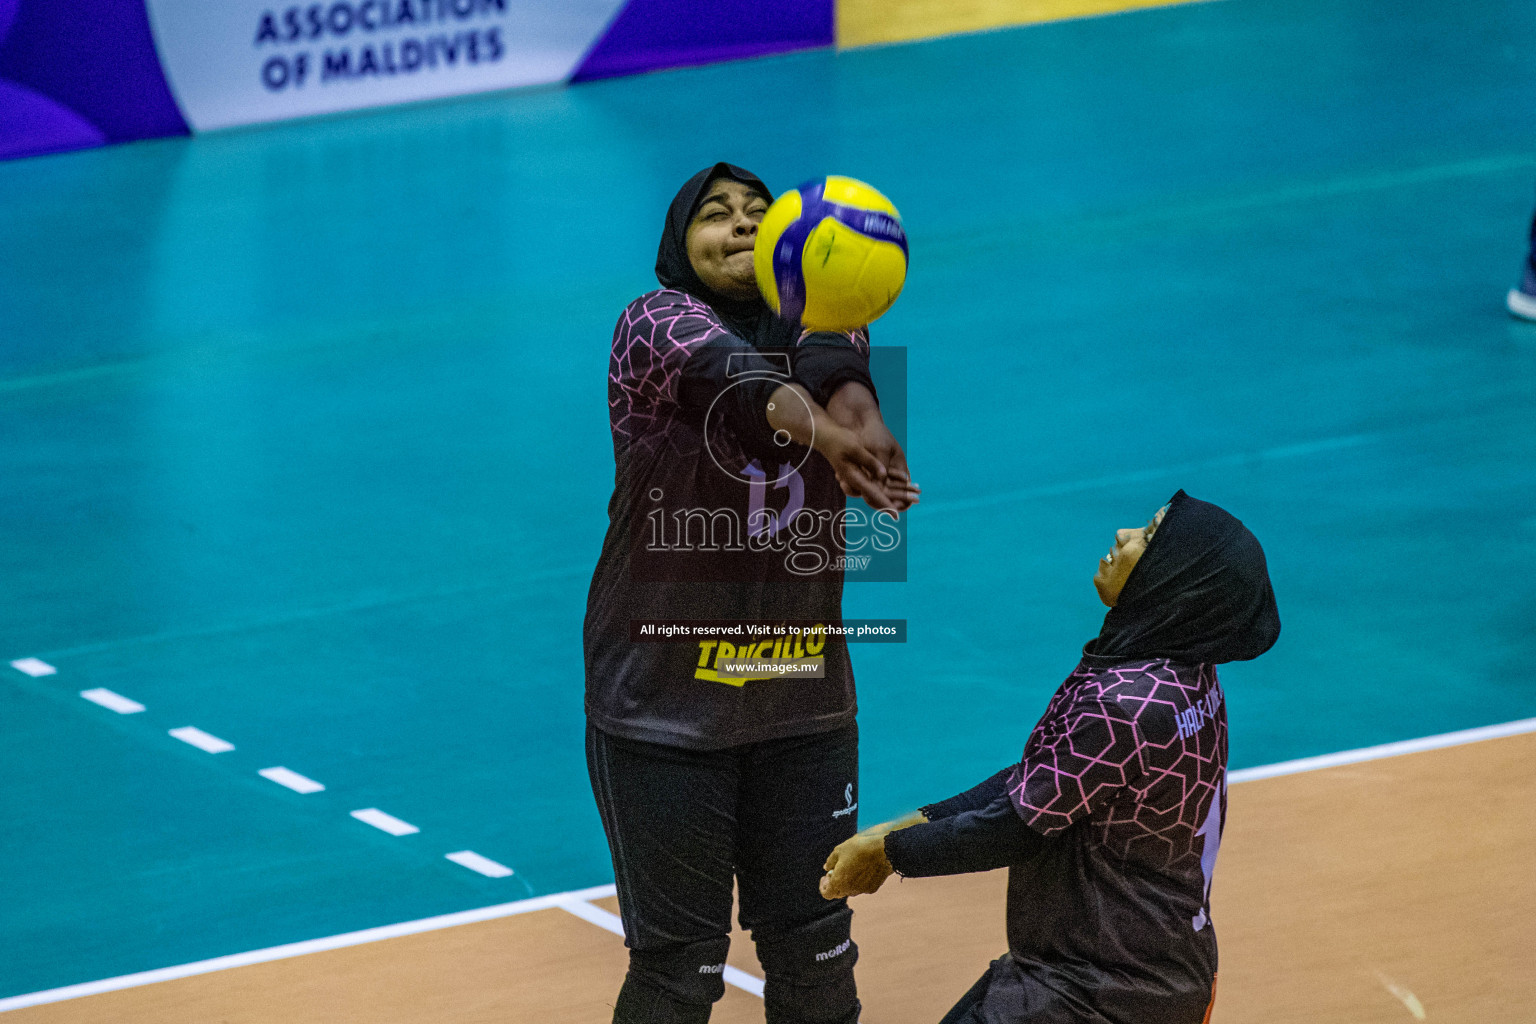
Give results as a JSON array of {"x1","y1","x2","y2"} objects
[
  {"x1": 613, "y1": 973, "x2": 714, "y2": 1024},
  {"x1": 623, "y1": 935, "x2": 732, "y2": 1012},
  {"x1": 754, "y1": 906, "x2": 860, "y2": 1024}
]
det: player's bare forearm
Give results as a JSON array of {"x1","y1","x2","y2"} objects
[
  {"x1": 764, "y1": 382, "x2": 832, "y2": 448},
  {"x1": 826, "y1": 381, "x2": 882, "y2": 430},
  {"x1": 766, "y1": 384, "x2": 894, "y2": 512}
]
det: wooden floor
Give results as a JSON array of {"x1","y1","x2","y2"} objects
[{"x1": 9, "y1": 730, "x2": 1532, "y2": 1023}]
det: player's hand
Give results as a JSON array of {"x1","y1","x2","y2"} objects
[
  {"x1": 847, "y1": 420, "x2": 918, "y2": 513},
  {"x1": 820, "y1": 832, "x2": 894, "y2": 900},
  {"x1": 816, "y1": 424, "x2": 894, "y2": 513},
  {"x1": 824, "y1": 386, "x2": 919, "y2": 513},
  {"x1": 886, "y1": 469, "x2": 921, "y2": 512}
]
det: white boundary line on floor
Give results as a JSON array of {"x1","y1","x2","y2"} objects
[
  {"x1": 1227, "y1": 716, "x2": 1536, "y2": 783},
  {"x1": 0, "y1": 884, "x2": 617, "y2": 1014},
  {"x1": 6, "y1": 715, "x2": 1536, "y2": 1015}
]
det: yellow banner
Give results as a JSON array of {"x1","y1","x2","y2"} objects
[{"x1": 838, "y1": 0, "x2": 1208, "y2": 49}]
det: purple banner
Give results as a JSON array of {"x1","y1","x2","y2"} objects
[
  {"x1": 0, "y1": 0, "x2": 832, "y2": 161},
  {"x1": 0, "y1": 0, "x2": 187, "y2": 160},
  {"x1": 573, "y1": 0, "x2": 832, "y2": 83}
]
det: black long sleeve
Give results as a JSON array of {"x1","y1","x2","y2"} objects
[
  {"x1": 677, "y1": 339, "x2": 787, "y2": 454},
  {"x1": 884, "y1": 790, "x2": 1047, "y2": 878},
  {"x1": 919, "y1": 766, "x2": 1013, "y2": 821},
  {"x1": 792, "y1": 331, "x2": 876, "y2": 408}
]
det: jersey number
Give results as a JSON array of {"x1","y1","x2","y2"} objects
[
  {"x1": 1191, "y1": 773, "x2": 1225, "y2": 932},
  {"x1": 744, "y1": 461, "x2": 804, "y2": 538}
]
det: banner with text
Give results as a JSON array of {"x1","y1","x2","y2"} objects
[
  {"x1": 143, "y1": 0, "x2": 626, "y2": 131},
  {"x1": 0, "y1": 0, "x2": 832, "y2": 159}
]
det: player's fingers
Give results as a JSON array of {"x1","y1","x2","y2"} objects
[
  {"x1": 883, "y1": 468, "x2": 919, "y2": 495},
  {"x1": 864, "y1": 490, "x2": 897, "y2": 515},
  {"x1": 846, "y1": 468, "x2": 895, "y2": 513},
  {"x1": 843, "y1": 438, "x2": 886, "y2": 482}
]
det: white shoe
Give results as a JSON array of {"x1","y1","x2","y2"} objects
[{"x1": 1508, "y1": 286, "x2": 1536, "y2": 321}]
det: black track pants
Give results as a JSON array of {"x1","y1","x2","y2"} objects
[{"x1": 587, "y1": 722, "x2": 862, "y2": 1024}]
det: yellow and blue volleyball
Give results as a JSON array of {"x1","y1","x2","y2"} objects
[{"x1": 754, "y1": 176, "x2": 908, "y2": 332}]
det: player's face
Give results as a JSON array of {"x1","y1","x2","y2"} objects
[
  {"x1": 687, "y1": 179, "x2": 768, "y2": 302},
  {"x1": 1093, "y1": 504, "x2": 1170, "y2": 607}
]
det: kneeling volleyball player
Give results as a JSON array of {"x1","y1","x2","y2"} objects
[{"x1": 821, "y1": 491, "x2": 1280, "y2": 1024}]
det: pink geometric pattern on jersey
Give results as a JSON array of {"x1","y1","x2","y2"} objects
[
  {"x1": 607, "y1": 288, "x2": 871, "y2": 459},
  {"x1": 608, "y1": 289, "x2": 730, "y2": 456},
  {"x1": 830, "y1": 325, "x2": 871, "y2": 357},
  {"x1": 1007, "y1": 658, "x2": 1227, "y2": 880}
]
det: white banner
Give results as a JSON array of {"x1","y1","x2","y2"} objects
[{"x1": 144, "y1": 0, "x2": 627, "y2": 131}]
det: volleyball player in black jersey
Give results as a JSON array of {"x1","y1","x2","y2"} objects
[
  {"x1": 822, "y1": 491, "x2": 1279, "y2": 1024},
  {"x1": 584, "y1": 163, "x2": 916, "y2": 1024}
]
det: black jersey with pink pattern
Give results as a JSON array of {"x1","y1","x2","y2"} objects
[
  {"x1": 1002, "y1": 651, "x2": 1226, "y2": 1024},
  {"x1": 585, "y1": 288, "x2": 875, "y2": 751},
  {"x1": 606, "y1": 288, "x2": 872, "y2": 460}
]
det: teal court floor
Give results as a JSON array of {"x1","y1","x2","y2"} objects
[{"x1": 3, "y1": 0, "x2": 1536, "y2": 1003}]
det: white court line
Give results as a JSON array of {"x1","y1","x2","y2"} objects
[
  {"x1": 552, "y1": 895, "x2": 625, "y2": 936},
  {"x1": 9, "y1": 657, "x2": 56, "y2": 677},
  {"x1": 1377, "y1": 972, "x2": 1428, "y2": 1021},
  {"x1": 258, "y1": 767, "x2": 325, "y2": 794},
  {"x1": 0, "y1": 885, "x2": 618, "y2": 1013},
  {"x1": 5, "y1": 715, "x2": 1535, "y2": 1015},
  {"x1": 169, "y1": 727, "x2": 235, "y2": 754},
  {"x1": 1228, "y1": 717, "x2": 1536, "y2": 783},
  {"x1": 351, "y1": 808, "x2": 420, "y2": 836},
  {"x1": 445, "y1": 850, "x2": 514, "y2": 877},
  {"x1": 79, "y1": 688, "x2": 145, "y2": 714},
  {"x1": 721, "y1": 965, "x2": 766, "y2": 998},
  {"x1": 553, "y1": 898, "x2": 765, "y2": 998}
]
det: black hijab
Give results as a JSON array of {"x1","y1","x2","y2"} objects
[
  {"x1": 655, "y1": 163, "x2": 799, "y2": 347},
  {"x1": 1090, "y1": 490, "x2": 1281, "y2": 664}
]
